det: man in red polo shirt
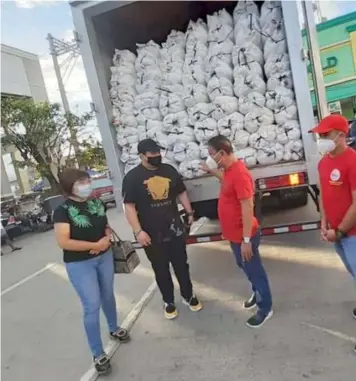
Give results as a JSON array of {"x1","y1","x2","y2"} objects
[
  {"x1": 202, "y1": 135, "x2": 273, "y2": 328},
  {"x1": 310, "y1": 114, "x2": 356, "y2": 343}
]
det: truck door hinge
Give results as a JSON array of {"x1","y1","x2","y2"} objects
[{"x1": 90, "y1": 102, "x2": 98, "y2": 113}]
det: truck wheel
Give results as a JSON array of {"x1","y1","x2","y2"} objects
[{"x1": 280, "y1": 188, "x2": 308, "y2": 209}]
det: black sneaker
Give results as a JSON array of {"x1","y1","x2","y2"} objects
[
  {"x1": 110, "y1": 327, "x2": 130, "y2": 343},
  {"x1": 243, "y1": 294, "x2": 257, "y2": 310},
  {"x1": 246, "y1": 310, "x2": 273, "y2": 328},
  {"x1": 164, "y1": 303, "x2": 178, "y2": 320},
  {"x1": 352, "y1": 308, "x2": 356, "y2": 320},
  {"x1": 183, "y1": 295, "x2": 203, "y2": 312},
  {"x1": 11, "y1": 247, "x2": 21, "y2": 252},
  {"x1": 94, "y1": 353, "x2": 111, "y2": 375}
]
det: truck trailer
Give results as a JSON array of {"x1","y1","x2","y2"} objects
[{"x1": 70, "y1": 0, "x2": 326, "y2": 243}]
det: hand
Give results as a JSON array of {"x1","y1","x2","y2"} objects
[
  {"x1": 320, "y1": 221, "x2": 328, "y2": 241},
  {"x1": 241, "y1": 242, "x2": 253, "y2": 262},
  {"x1": 200, "y1": 161, "x2": 210, "y2": 173},
  {"x1": 92, "y1": 236, "x2": 111, "y2": 254},
  {"x1": 325, "y1": 229, "x2": 337, "y2": 242},
  {"x1": 187, "y1": 214, "x2": 194, "y2": 225},
  {"x1": 105, "y1": 226, "x2": 112, "y2": 238},
  {"x1": 136, "y1": 231, "x2": 151, "y2": 247}
]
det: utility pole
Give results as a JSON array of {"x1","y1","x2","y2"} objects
[{"x1": 47, "y1": 32, "x2": 83, "y2": 167}]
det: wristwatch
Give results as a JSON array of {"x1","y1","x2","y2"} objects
[
  {"x1": 243, "y1": 237, "x2": 251, "y2": 244},
  {"x1": 335, "y1": 228, "x2": 347, "y2": 240}
]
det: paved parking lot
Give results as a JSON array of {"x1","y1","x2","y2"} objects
[{"x1": 1, "y1": 202, "x2": 355, "y2": 381}]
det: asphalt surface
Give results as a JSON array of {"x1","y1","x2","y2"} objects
[{"x1": 1, "y1": 201, "x2": 355, "y2": 381}]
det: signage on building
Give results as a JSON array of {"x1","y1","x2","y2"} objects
[
  {"x1": 328, "y1": 101, "x2": 342, "y2": 113},
  {"x1": 308, "y1": 56, "x2": 338, "y2": 77}
]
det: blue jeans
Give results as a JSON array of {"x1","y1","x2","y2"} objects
[
  {"x1": 65, "y1": 250, "x2": 118, "y2": 358},
  {"x1": 335, "y1": 235, "x2": 356, "y2": 280},
  {"x1": 230, "y1": 232, "x2": 272, "y2": 315}
]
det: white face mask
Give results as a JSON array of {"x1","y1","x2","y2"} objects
[
  {"x1": 205, "y1": 155, "x2": 218, "y2": 170},
  {"x1": 73, "y1": 184, "x2": 92, "y2": 199},
  {"x1": 318, "y1": 138, "x2": 336, "y2": 155}
]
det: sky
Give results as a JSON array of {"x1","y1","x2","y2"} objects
[{"x1": 2, "y1": 0, "x2": 356, "y2": 117}]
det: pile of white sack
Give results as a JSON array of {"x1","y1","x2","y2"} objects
[
  {"x1": 261, "y1": 1, "x2": 303, "y2": 163},
  {"x1": 109, "y1": 0, "x2": 304, "y2": 177}
]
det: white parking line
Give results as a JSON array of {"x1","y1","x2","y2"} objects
[
  {"x1": 301, "y1": 322, "x2": 356, "y2": 343},
  {"x1": 1, "y1": 263, "x2": 56, "y2": 296},
  {"x1": 80, "y1": 280, "x2": 157, "y2": 381}
]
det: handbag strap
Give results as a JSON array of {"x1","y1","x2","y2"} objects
[{"x1": 110, "y1": 228, "x2": 123, "y2": 244}]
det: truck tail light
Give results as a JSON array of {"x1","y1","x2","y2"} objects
[{"x1": 257, "y1": 172, "x2": 307, "y2": 190}]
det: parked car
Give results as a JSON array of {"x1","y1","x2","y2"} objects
[
  {"x1": 43, "y1": 195, "x2": 65, "y2": 226},
  {"x1": 91, "y1": 177, "x2": 116, "y2": 206}
]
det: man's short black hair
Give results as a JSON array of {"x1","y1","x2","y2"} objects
[
  {"x1": 58, "y1": 168, "x2": 89, "y2": 195},
  {"x1": 208, "y1": 135, "x2": 233, "y2": 154}
]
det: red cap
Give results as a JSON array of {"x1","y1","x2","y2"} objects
[{"x1": 309, "y1": 114, "x2": 349, "y2": 134}]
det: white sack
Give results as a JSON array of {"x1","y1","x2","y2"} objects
[
  {"x1": 207, "y1": 76, "x2": 234, "y2": 101},
  {"x1": 233, "y1": 0, "x2": 259, "y2": 22},
  {"x1": 134, "y1": 91, "x2": 160, "y2": 110},
  {"x1": 267, "y1": 71, "x2": 294, "y2": 91},
  {"x1": 235, "y1": 147, "x2": 257, "y2": 167},
  {"x1": 162, "y1": 157, "x2": 179, "y2": 171},
  {"x1": 186, "y1": 19, "x2": 209, "y2": 45},
  {"x1": 124, "y1": 156, "x2": 141, "y2": 174},
  {"x1": 233, "y1": 62, "x2": 263, "y2": 78},
  {"x1": 257, "y1": 142, "x2": 284, "y2": 165},
  {"x1": 137, "y1": 68, "x2": 161, "y2": 84},
  {"x1": 213, "y1": 96, "x2": 239, "y2": 120},
  {"x1": 117, "y1": 114, "x2": 138, "y2": 128},
  {"x1": 112, "y1": 100, "x2": 135, "y2": 116},
  {"x1": 233, "y1": 129, "x2": 251, "y2": 149},
  {"x1": 163, "y1": 111, "x2": 189, "y2": 133},
  {"x1": 194, "y1": 118, "x2": 218, "y2": 143},
  {"x1": 244, "y1": 107, "x2": 274, "y2": 133},
  {"x1": 238, "y1": 92, "x2": 266, "y2": 115},
  {"x1": 179, "y1": 160, "x2": 205, "y2": 179},
  {"x1": 110, "y1": 65, "x2": 135, "y2": 78},
  {"x1": 160, "y1": 93, "x2": 185, "y2": 116},
  {"x1": 282, "y1": 120, "x2": 301, "y2": 141},
  {"x1": 199, "y1": 143, "x2": 209, "y2": 159},
  {"x1": 283, "y1": 139, "x2": 304, "y2": 161},
  {"x1": 188, "y1": 103, "x2": 215, "y2": 125},
  {"x1": 145, "y1": 120, "x2": 164, "y2": 131},
  {"x1": 113, "y1": 85, "x2": 136, "y2": 101},
  {"x1": 265, "y1": 87, "x2": 295, "y2": 111},
  {"x1": 234, "y1": 15, "x2": 262, "y2": 47},
  {"x1": 161, "y1": 66, "x2": 183, "y2": 85},
  {"x1": 136, "y1": 80, "x2": 159, "y2": 94},
  {"x1": 207, "y1": 13, "x2": 234, "y2": 43},
  {"x1": 136, "y1": 108, "x2": 162, "y2": 124},
  {"x1": 234, "y1": 74, "x2": 266, "y2": 98},
  {"x1": 264, "y1": 28, "x2": 287, "y2": 59},
  {"x1": 264, "y1": 53, "x2": 291, "y2": 77},
  {"x1": 249, "y1": 133, "x2": 270, "y2": 150},
  {"x1": 274, "y1": 103, "x2": 298, "y2": 125},
  {"x1": 182, "y1": 65, "x2": 206, "y2": 86},
  {"x1": 232, "y1": 44, "x2": 264, "y2": 67},
  {"x1": 208, "y1": 41, "x2": 234, "y2": 67},
  {"x1": 258, "y1": 124, "x2": 277, "y2": 142},
  {"x1": 260, "y1": 1, "x2": 283, "y2": 27},
  {"x1": 217, "y1": 112, "x2": 244, "y2": 139},
  {"x1": 167, "y1": 128, "x2": 195, "y2": 148},
  {"x1": 173, "y1": 141, "x2": 200, "y2": 163},
  {"x1": 183, "y1": 84, "x2": 209, "y2": 108},
  {"x1": 207, "y1": 62, "x2": 233, "y2": 82},
  {"x1": 113, "y1": 49, "x2": 136, "y2": 66}
]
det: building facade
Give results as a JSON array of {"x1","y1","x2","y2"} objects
[
  {"x1": 303, "y1": 11, "x2": 356, "y2": 119},
  {"x1": 1, "y1": 44, "x2": 48, "y2": 197}
]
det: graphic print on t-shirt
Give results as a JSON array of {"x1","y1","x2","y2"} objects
[
  {"x1": 143, "y1": 176, "x2": 171, "y2": 201},
  {"x1": 67, "y1": 205, "x2": 92, "y2": 228}
]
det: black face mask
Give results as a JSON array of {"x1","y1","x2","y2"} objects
[{"x1": 147, "y1": 155, "x2": 162, "y2": 167}]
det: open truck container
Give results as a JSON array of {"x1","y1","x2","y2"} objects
[{"x1": 70, "y1": 1, "x2": 322, "y2": 243}]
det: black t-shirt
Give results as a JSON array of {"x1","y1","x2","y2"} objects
[
  {"x1": 122, "y1": 164, "x2": 186, "y2": 243},
  {"x1": 53, "y1": 198, "x2": 108, "y2": 263}
]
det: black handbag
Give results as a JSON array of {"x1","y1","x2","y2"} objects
[{"x1": 111, "y1": 230, "x2": 140, "y2": 274}]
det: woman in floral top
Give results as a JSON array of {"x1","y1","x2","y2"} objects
[{"x1": 53, "y1": 168, "x2": 130, "y2": 375}]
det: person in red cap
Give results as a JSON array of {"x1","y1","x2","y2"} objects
[{"x1": 310, "y1": 114, "x2": 356, "y2": 352}]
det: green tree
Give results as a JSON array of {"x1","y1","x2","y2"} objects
[
  {"x1": 79, "y1": 140, "x2": 107, "y2": 170},
  {"x1": 1, "y1": 97, "x2": 93, "y2": 193}
]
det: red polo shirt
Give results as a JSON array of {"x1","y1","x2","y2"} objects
[
  {"x1": 218, "y1": 160, "x2": 259, "y2": 243},
  {"x1": 319, "y1": 147, "x2": 356, "y2": 236}
]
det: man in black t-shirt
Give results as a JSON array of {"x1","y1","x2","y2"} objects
[{"x1": 122, "y1": 139, "x2": 202, "y2": 319}]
